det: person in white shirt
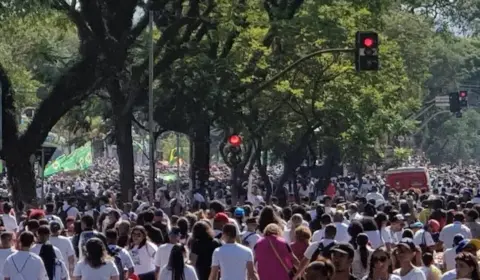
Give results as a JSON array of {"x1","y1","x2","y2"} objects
[
  {"x1": 413, "y1": 225, "x2": 435, "y2": 252},
  {"x1": 155, "y1": 227, "x2": 181, "y2": 274},
  {"x1": 0, "y1": 232, "x2": 15, "y2": 279},
  {"x1": 241, "y1": 218, "x2": 261, "y2": 250},
  {"x1": 30, "y1": 226, "x2": 64, "y2": 261},
  {"x1": 1, "y1": 203, "x2": 17, "y2": 233},
  {"x1": 159, "y1": 244, "x2": 198, "y2": 280},
  {"x1": 60, "y1": 198, "x2": 80, "y2": 219},
  {"x1": 128, "y1": 226, "x2": 157, "y2": 279},
  {"x1": 365, "y1": 186, "x2": 385, "y2": 207},
  {"x1": 3, "y1": 231, "x2": 49, "y2": 280},
  {"x1": 439, "y1": 213, "x2": 472, "y2": 249},
  {"x1": 73, "y1": 237, "x2": 119, "y2": 280},
  {"x1": 105, "y1": 229, "x2": 135, "y2": 279},
  {"x1": 392, "y1": 238, "x2": 426, "y2": 280},
  {"x1": 49, "y1": 221, "x2": 76, "y2": 276},
  {"x1": 331, "y1": 212, "x2": 351, "y2": 243},
  {"x1": 209, "y1": 224, "x2": 258, "y2": 280},
  {"x1": 295, "y1": 224, "x2": 338, "y2": 277},
  {"x1": 311, "y1": 214, "x2": 333, "y2": 242},
  {"x1": 444, "y1": 234, "x2": 465, "y2": 272}
]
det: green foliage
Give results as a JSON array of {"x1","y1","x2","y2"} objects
[{"x1": 0, "y1": 11, "x2": 78, "y2": 110}]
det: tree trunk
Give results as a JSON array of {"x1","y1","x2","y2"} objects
[
  {"x1": 258, "y1": 163, "x2": 272, "y2": 203},
  {"x1": 6, "y1": 153, "x2": 36, "y2": 210},
  {"x1": 114, "y1": 112, "x2": 135, "y2": 202},
  {"x1": 190, "y1": 123, "x2": 210, "y2": 196}
]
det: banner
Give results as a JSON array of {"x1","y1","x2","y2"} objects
[
  {"x1": 168, "y1": 147, "x2": 185, "y2": 165},
  {"x1": 44, "y1": 142, "x2": 93, "y2": 176}
]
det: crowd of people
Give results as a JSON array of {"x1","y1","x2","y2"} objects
[{"x1": 0, "y1": 160, "x2": 479, "y2": 280}]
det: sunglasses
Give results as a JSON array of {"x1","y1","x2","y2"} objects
[{"x1": 372, "y1": 256, "x2": 388, "y2": 263}]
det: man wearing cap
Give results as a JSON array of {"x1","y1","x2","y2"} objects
[
  {"x1": 441, "y1": 238, "x2": 480, "y2": 280},
  {"x1": 330, "y1": 243, "x2": 357, "y2": 280},
  {"x1": 443, "y1": 234, "x2": 464, "y2": 271},
  {"x1": 213, "y1": 213, "x2": 229, "y2": 239},
  {"x1": 49, "y1": 221, "x2": 75, "y2": 276},
  {"x1": 393, "y1": 238, "x2": 426, "y2": 280}
]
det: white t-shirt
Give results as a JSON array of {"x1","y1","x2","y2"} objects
[
  {"x1": 241, "y1": 231, "x2": 261, "y2": 250},
  {"x1": 107, "y1": 245, "x2": 135, "y2": 271},
  {"x1": 3, "y1": 251, "x2": 48, "y2": 280},
  {"x1": 304, "y1": 239, "x2": 335, "y2": 260},
  {"x1": 73, "y1": 259, "x2": 119, "y2": 280},
  {"x1": 159, "y1": 264, "x2": 199, "y2": 280},
  {"x1": 154, "y1": 243, "x2": 174, "y2": 270},
  {"x1": 211, "y1": 243, "x2": 253, "y2": 280},
  {"x1": 49, "y1": 236, "x2": 75, "y2": 264},
  {"x1": 0, "y1": 248, "x2": 15, "y2": 278},
  {"x1": 439, "y1": 222, "x2": 472, "y2": 248},
  {"x1": 2, "y1": 214, "x2": 18, "y2": 233},
  {"x1": 61, "y1": 205, "x2": 79, "y2": 219},
  {"x1": 393, "y1": 267, "x2": 426, "y2": 280},
  {"x1": 365, "y1": 229, "x2": 392, "y2": 249},
  {"x1": 30, "y1": 243, "x2": 64, "y2": 261},
  {"x1": 443, "y1": 247, "x2": 456, "y2": 271},
  {"x1": 129, "y1": 241, "x2": 157, "y2": 274},
  {"x1": 413, "y1": 229, "x2": 435, "y2": 247},
  {"x1": 362, "y1": 275, "x2": 401, "y2": 280}
]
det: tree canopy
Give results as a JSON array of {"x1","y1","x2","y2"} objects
[{"x1": 1, "y1": 0, "x2": 480, "y2": 204}]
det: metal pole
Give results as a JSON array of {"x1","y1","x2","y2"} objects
[
  {"x1": 148, "y1": 11, "x2": 156, "y2": 202},
  {"x1": 176, "y1": 132, "x2": 180, "y2": 187},
  {"x1": 41, "y1": 148, "x2": 45, "y2": 205}
]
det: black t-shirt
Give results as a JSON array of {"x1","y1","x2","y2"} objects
[{"x1": 191, "y1": 238, "x2": 222, "y2": 280}]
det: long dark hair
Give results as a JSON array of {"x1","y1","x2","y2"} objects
[
  {"x1": 258, "y1": 206, "x2": 282, "y2": 233},
  {"x1": 128, "y1": 226, "x2": 148, "y2": 249},
  {"x1": 39, "y1": 243, "x2": 56, "y2": 280},
  {"x1": 356, "y1": 233, "x2": 369, "y2": 269},
  {"x1": 85, "y1": 238, "x2": 108, "y2": 268},
  {"x1": 167, "y1": 244, "x2": 187, "y2": 280}
]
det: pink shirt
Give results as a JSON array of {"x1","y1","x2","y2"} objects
[{"x1": 254, "y1": 235, "x2": 294, "y2": 280}]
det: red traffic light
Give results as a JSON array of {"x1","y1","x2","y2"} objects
[
  {"x1": 460, "y1": 91, "x2": 467, "y2": 98},
  {"x1": 363, "y1": 38, "x2": 374, "y2": 48},
  {"x1": 228, "y1": 135, "x2": 242, "y2": 146}
]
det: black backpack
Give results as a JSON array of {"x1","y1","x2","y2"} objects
[
  {"x1": 310, "y1": 241, "x2": 337, "y2": 262},
  {"x1": 111, "y1": 247, "x2": 125, "y2": 280}
]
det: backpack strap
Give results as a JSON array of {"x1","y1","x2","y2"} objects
[{"x1": 242, "y1": 232, "x2": 256, "y2": 244}]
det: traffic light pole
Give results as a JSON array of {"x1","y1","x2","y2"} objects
[{"x1": 413, "y1": 110, "x2": 451, "y2": 135}]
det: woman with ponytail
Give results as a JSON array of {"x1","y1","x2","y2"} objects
[
  {"x1": 352, "y1": 233, "x2": 373, "y2": 279},
  {"x1": 363, "y1": 246, "x2": 400, "y2": 280},
  {"x1": 159, "y1": 244, "x2": 198, "y2": 280}
]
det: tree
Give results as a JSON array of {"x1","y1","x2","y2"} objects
[{"x1": 1, "y1": 0, "x2": 151, "y2": 206}]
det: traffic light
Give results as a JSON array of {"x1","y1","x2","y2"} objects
[
  {"x1": 228, "y1": 134, "x2": 242, "y2": 147},
  {"x1": 225, "y1": 134, "x2": 242, "y2": 166},
  {"x1": 449, "y1": 92, "x2": 461, "y2": 113},
  {"x1": 459, "y1": 90, "x2": 468, "y2": 108},
  {"x1": 355, "y1": 31, "x2": 379, "y2": 71}
]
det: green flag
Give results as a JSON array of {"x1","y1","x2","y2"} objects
[{"x1": 44, "y1": 142, "x2": 93, "y2": 176}]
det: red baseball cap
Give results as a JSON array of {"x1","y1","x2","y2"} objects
[{"x1": 214, "y1": 212, "x2": 229, "y2": 223}]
